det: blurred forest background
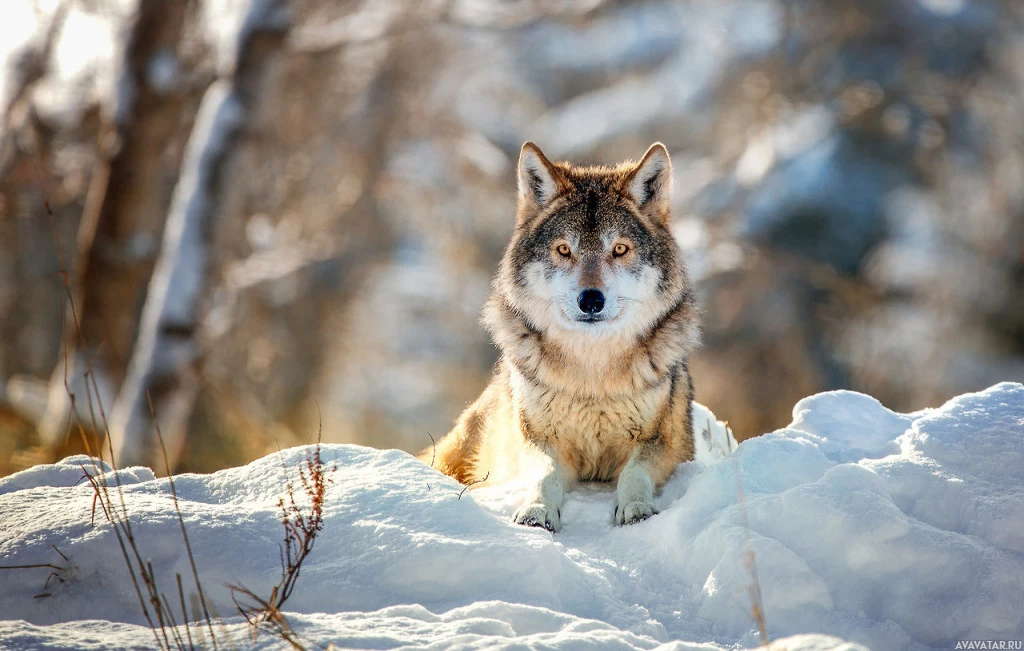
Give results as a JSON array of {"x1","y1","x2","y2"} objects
[{"x1": 1, "y1": 0, "x2": 1022, "y2": 475}]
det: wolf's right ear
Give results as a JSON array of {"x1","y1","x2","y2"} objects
[
  {"x1": 624, "y1": 143, "x2": 672, "y2": 221},
  {"x1": 518, "y1": 142, "x2": 563, "y2": 210}
]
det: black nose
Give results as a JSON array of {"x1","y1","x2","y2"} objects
[{"x1": 577, "y1": 289, "x2": 605, "y2": 315}]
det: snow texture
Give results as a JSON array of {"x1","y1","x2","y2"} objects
[{"x1": 1, "y1": 385, "x2": 1022, "y2": 650}]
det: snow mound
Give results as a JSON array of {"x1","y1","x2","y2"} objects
[{"x1": 1, "y1": 385, "x2": 1022, "y2": 650}]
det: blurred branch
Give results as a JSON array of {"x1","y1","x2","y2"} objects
[
  {"x1": 289, "y1": 0, "x2": 415, "y2": 52},
  {"x1": 1, "y1": 0, "x2": 70, "y2": 129}
]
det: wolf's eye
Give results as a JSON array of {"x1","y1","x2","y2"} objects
[
  {"x1": 556, "y1": 244, "x2": 571, "y2": 257},
  {"x1": 613, "y1": 243, "x2": 630, "y2": 257}
]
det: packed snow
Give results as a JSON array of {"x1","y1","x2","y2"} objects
[{"x1": 1, "y1": 384, "x2": 1022, "y2": 650}]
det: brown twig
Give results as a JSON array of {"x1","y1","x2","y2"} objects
[
  {"x1": 0, "y1": 545, "x2": 76, "y2": 603},
  {"x1": 50, "y1": 544, "x2": 69, "y2": 563},
  {"x1": 426, "y1": 431, "x2": 436, "y2": 468},
  {"x1": 0, "y1": 563, "x2": 64, "y2": 571},
  {"x1": 458, "y1": 471, "x2": 489, "y2": 499},
  {"x1": 176, "y1": 574, "x2": 195, "y2": 651}
]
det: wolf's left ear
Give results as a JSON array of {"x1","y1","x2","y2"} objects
[
  {"x1": 518, "y1": 142, "x2": 563, "y2": 210},
  {"x1": 625, "y1": 143, "x2": 672, "y2": 220}
]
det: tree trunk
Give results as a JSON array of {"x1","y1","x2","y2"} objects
[
  {"x1": 108, "y1": 0, "x2": 288, "y2": 470},
  {"x1": 37, "y1": 0, "x2": 203, "y2": 456}
]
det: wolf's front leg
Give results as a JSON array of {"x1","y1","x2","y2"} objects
[
  {"x1": 615, "y1": 449, "x2": 660, "y2": 526},
  {"x1": 513, "y1": 445, "x2": 567, "y2": 532}
]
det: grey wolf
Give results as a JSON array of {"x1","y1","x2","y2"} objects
[{"x1": 422, "y1": 142, "x2": 700, "y2": 531}]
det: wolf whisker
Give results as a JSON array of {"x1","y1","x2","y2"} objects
[{"x1": 618, "y1": 296, "x2": 648, "y2": 308}]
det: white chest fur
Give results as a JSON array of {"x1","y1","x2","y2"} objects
[{"x1": 509, "y1": 365, "x2": 669, "y2": 481}]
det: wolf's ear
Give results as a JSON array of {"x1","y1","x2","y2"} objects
[
  {"x1": 518, "y1": 142, "x2": 563, "y2": 209},
  {"x1": 625, "y1": 143, "x2": 672, "y2": 220}
]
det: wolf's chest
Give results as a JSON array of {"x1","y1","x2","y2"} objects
[{"x1": 512, "y1": 369, "x2": 669, "y2": 480}]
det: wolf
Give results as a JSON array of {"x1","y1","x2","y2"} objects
[{"x1": 422, "y1": 142, "x2": 700, "y2": 531}]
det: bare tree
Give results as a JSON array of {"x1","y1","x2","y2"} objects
[
  {"x1": 108, "y1": 0, "x2": 288, "y2": 469},
  {"x1": 37, "y1": 0, "x2": 205, "y2": 454}
]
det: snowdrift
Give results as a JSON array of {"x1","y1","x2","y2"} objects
[{"x1": 1, "y1": 383, "x2": 1022, "y2": 650}]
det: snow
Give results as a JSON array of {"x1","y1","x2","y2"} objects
[
  {"x1": 201, "y1": 0, "x2": 289, "y2": 75},
  {"x1": 2, "y1": 383, "x2": 1022, "y2": 650}
]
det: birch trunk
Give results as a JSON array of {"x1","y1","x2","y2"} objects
[{"x1": 108, "y1": 0, "x2": 288, "y2": 469}]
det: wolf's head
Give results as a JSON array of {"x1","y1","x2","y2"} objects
[{"x1": 488, "y1": 142, "x2": 692, "y2": 353}]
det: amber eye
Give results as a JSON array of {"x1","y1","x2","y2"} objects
[
  {"x1": 556, "y1": 243, "x2": 572, "y2": 257},
  {"x1": 613, "y1": 243, "x2": 630, "y2": 257}
]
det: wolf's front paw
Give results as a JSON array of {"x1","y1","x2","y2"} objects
[
  {"x1": 615, "y1": 500, "x2": 657, "y2": 526},
  {"x1": 513, "y1": 503, "x2": 561, "y2": 532}
]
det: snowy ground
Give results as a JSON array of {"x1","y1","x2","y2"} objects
[{"x1": 1, "y1": 384, "x2": 1022, "y2": 650}]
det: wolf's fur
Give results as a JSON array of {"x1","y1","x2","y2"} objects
[{"x1": 423, "y1": 142, "x2": 700, "y2": 530}]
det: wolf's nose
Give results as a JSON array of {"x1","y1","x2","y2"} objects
[{"x1": 577, "y1": 289, "x2": 605, "y2": 315}]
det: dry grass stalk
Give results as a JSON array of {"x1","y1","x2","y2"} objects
[
  {"x1": 720, "y1": 419, "x2": 769, "y2": 646},
  {"x1": 228, "y1": 417, "x2": 335, "y2": 651},
  {"x1": 41, "y1": 191, "x2": 220, "y2": 650},
  {"x1": 24, "y1": 120, "x2": 324, "y2": 651},
  {"x1": 0, "y1": 544, "x2": 74, "y2": 599}
]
